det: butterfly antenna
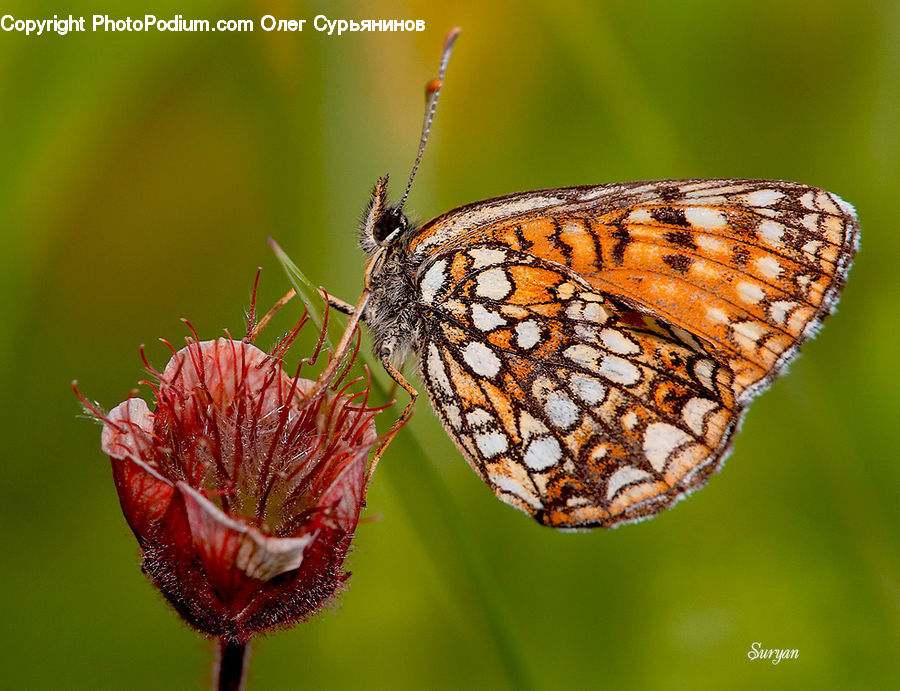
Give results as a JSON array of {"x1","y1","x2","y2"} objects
[{"x1": 398, "y1": 27, "x2": 461, "y2": 211}]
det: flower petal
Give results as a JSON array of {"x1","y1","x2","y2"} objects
[
  {"x1": 163, "y1": 339, "x2": 288, "y2": 411},
  {"x1": 102, "y1": 398, "x2": 153, "y2": 461},
  {"x1": 103, "y1": 398, "x2": 176, "y2": 539},
  {"x1": 178, "y1": 483, "x2": 313, "y2": 584}
]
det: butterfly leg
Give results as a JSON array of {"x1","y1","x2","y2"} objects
[
  {"x1": 322, "y1": 290, "x2": 356, "y2": 316},
  {"x1": 323, "y1": 289, "x2": 399, "y2": 395},
  {"x1": 366, "y1": 355, "x2": 418, "y2": 487}
]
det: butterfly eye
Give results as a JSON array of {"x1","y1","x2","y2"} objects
[{"x1": 373, "y1": 208, "x2": 408, "y2": 245}]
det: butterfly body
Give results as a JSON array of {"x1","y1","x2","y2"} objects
[{"x1": 358, "y1": 178, "x2": 859, "y2": 529}]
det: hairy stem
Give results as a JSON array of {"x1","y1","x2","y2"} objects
[{"x1": 216, "y1": 639, "x2": 249, "y2": 691}]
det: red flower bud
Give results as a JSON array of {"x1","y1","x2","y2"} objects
[{"x1": 83, "y1": 327, "x2": 380, "y2": 643}]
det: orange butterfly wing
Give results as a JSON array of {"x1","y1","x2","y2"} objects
[{"x1": 409, "y1": 179, "x2": 858, "y2": 528}]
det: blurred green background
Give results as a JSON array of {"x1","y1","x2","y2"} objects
[{"x1": 1, "y1": 0, "x2": 896, "y2": 689}]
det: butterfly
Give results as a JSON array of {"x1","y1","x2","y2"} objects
[{"x1": 325, "y1": 28, "x2": 860, "y2": 529}]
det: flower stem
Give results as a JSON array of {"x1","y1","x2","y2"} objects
[{"x1": 216, "y1": 639, "x2": 249, "y2": 691}]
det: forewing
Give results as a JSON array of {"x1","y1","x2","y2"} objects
[
  {"x1": 417, "y1": 246, "x2": 740, "y2": 528},
  {"x1": 410, "y1": 179, "x2": 859, "y2": 401}
]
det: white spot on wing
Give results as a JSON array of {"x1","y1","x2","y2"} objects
[
  {"x1": 426, "y1": 344, "x2": 453, "y2": 395},
  {"x1": 444, "y1": 404, "x2": 462, "y2": 429},
  {"x1": 670, "y1": 325, "x2": 703, "y2": 351},
  {"x1": 643, "y1": 422, "x2": 692, "y2": 472},
  {"x1": 758, "y1": 220, "x2": 786, "y2": 248},
  {"x1": 566, "y1": 301, "x2": 583, "y2": 320},
  {"x1": 579, "y1": 183, "x2": 656, "y2": 201},
  {"x1": 736, "y1": 281, "x2": 765, "y2": 304},
  {"x1": 519, "y1": 410, "x2": 549, "y2": 441},
  {"x1": 802, "y1": 239, "x2": 821, "y2": 256},
  {"x1": 523, "y1": 437, "x2": 562, "y2": 470},
  {"x1": 741, "y1": 189, "x2": 784, "y2": 207},
  {"x1": 463, "y1": 342, "x2": 501, "y2": 377},
  {"x1": 627, "y1": 208, "x2": 653, "y2": 223},
  {"x1": 755, "y1": 255, "x2": 782, "y2": 279},
  {"x1": 822, "y1": 215, "x2": 844, "y2": 244},
  {"x1": 694, "y1": 359, "x2": 716, "y2": 390},
  {"x1": 466, "y1": 408, "x2": 491, "y2": 427},
  {"x1": 476, "y1": 432, "x2": 508, "y2": 458},
  {"x1": 682, "y1": 181, "x2": 752, "y2": 196},
  {"x1": 681, "y1": 194, "x2": 728, "y2": 205},
  {"x1": 816, "y1": 190, "x2": 839, "y2": 214},
  {"x1": 768, "y1": 300, "x2": 796, "y2": 325},
  {"x1": 420, "y1": 260, "x2": 447, "y2": 305},
  {"x1": 489, "y1": 472, "x2": 542, "y2": 509},
  {"x1": 685, "y1": 206, "x2": 727, "y2": 230},
  {"x1": 682, "y1": 397, "x2": 718, "y2": 435},
  {"x1": 706, "y1": 307, "x2": 729, "y2": 323},
  {"x1": 515, "y1": 320, "x2": 541, "y2": 349},
  {"x1": 575, "y1": 324, "x2": 598, "y2": 342},
  {"x1": 583, "y1": 302, "x2": 608, "y2": 323},
  {"x1": 732, "y1": 321, "x2": 766, "y2": 350},
  {"x1": 475, "y1": 268, "x2": 512, "y2": 300},
  {"x1": 600, "y1": 328, "x2": 640, "y2": 355},
  {"x1": 799, "y1": 190, "x2": 817, "y2": 210},
  {"x1": 472, "y1": 304, "x2": 507, "y2": 331},
  {"x1": 606, "y1": 466, "x2": 652, "y2": 500},
  {"x1": 696, "y1": 234, "x2": 727, "y2": 255},
  {"x1": 564, "y1": 344, "x2": 600, "y2": 368},
  {"x1": 569, "y1": 373, "x2": 606, "y2": 404},
  {"x1": 545, "y1": 391, "x2": 578, "y2": 429},
  {"x1": 591, "y1": 444, "x2": 608, "y2": 461},
  {"x1": 469, "y1": 247, "x2": 507, "y2": 269},
  {"x1": 598, "y1": 355, "x2": 641, "y2": 385}
]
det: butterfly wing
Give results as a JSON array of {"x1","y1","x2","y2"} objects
[
  {"x1": 417, "y1": 246, "x2": 740, "y2": 527},
  {"x1": 410, "y1": 179, "x2": 859, "y2": 403},
  {"x1": 410, "y1": 180, "x2": 858, "y2": 528}
]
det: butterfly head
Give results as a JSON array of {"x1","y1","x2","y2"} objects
[
  {"x1": 373, "y1": 206, "x2": 409, "y2": 246},
  {"x1": 360, "y1": 174, "x2": 410, "y2": 254}
]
